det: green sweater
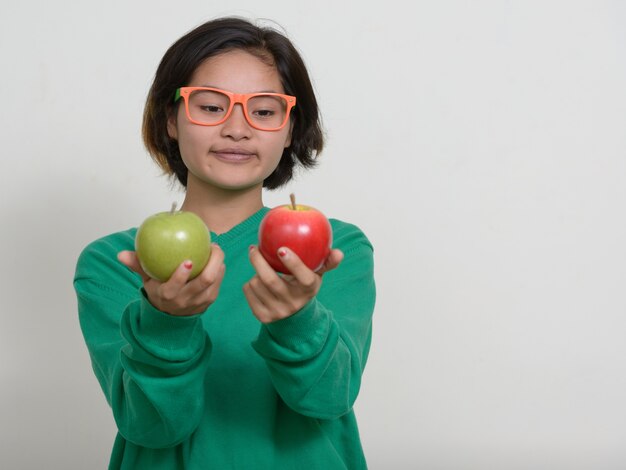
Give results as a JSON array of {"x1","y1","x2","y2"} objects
[{"x1": 74, "y1": 207, "x2": 375, "y2": 470}]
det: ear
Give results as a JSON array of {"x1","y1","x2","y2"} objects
[{"x1": 167, "y1": 112, "x2": 178, "y2": 140}]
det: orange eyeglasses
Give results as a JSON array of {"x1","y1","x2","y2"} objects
[{"x1": 174, "y1": 87, "x2": 296, "y2": 131}]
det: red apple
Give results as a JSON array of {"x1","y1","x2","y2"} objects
[{"x1": 258, "y1": 194, "x2": 332, "y2": 274}]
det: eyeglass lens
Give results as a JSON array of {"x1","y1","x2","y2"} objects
[{"x1": 187, "y1": 90, "x2": 289, "y2": 129}]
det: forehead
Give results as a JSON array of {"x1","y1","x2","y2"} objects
[{"x1": 188, "y1": 49, "x2": 285, "y2": 94}]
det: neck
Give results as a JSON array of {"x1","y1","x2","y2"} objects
[{"x1": 180, "y1": 176, "x2": 264, "y2": 234}]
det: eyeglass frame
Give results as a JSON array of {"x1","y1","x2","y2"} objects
[{"x1": 174, "y1": 87, "x2": 297, "y2": 131}]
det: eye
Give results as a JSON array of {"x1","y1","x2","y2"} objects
[
  {"x1": 199, "y1": 104, "x2": 225, "y2": 113},
  {"x1": 248, "y1": 95, "x2": 286, "y2": 121},
  {"x1": 189, "y1": 90, "x2": 230, "y2": 116},
  {"x1": 252, "y1": 108, "x2": 276, "y2": 118}
]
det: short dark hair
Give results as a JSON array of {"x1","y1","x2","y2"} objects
[{"x1": 142, "y1": 17, "x2": 324, "y2": 189}]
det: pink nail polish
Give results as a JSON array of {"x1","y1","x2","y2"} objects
[
  {"x1": 184, "y1": 261, "x2": 193, "y2": 270},
  {"x1": 278, "y1": 248, "x2": 287, "y2": 257}
]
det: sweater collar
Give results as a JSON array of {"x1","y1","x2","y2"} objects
[{"x1": 209, "y1": 206, "x2": 269, "y2": 246}]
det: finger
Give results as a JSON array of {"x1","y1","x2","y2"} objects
[
  {"x1": 117, "y1": 251, "x2": 150, "y2": 281},
  {"x1": 186, "y1": 262, "x2": 225, "y2": 305},
  {"x1": 247, "y1": 275, "x2": 280, "y2": 308},
  {"x1": 248, "y1": 244, "x2": 272, "y2": 273},
  {"x1": 183, "y1": 244, "x2": 226, "y2": 296},
  {"x1": 316, "y1": 249, "x2": 344, "y2": 276},
  {"x1": 159, "y1": 260, "x2": 194, "y2": 299},
  {"x1": 206, "y1": 243, "x2": 225, "y2": 270},
  {"x1": 243, "y1": 281, "x2": 273, "y2": 323},
  {"x1": 275, "y1": 247, "x2": 317, "y2": 288},
  {"x1": 248, "y1": 245, "x2": 288, "y2": 292}
]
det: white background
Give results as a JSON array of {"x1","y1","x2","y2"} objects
[{"x1": 1, "y1": 1, "x2": 625, "y2": 469}]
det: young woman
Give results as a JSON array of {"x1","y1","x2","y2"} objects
[{"x1": 74, "y1": 17, "x2": 376, "y2": 470}]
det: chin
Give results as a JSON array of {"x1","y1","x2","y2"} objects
[
  {"x1": 209, "y1": 177, "x2": 265, "y2": 192},
  {"x1": 187, "y1": 166, "x2": 274, "y2": 193}
]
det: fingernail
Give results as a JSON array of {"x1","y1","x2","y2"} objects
[
  {"x1": 184, "y1": 260, "x2": 193, "y2": 270},
  {"x1": 249, "y1": 244, "x2": 255, "y2": 252},
  {"x1": 278, "y1": 248, "x2": 287, "y2": 258}
]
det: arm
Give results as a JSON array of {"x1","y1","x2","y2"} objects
[
  {"x1": 74, "y1": 236, "x2": 217, "y2": 448},
  {"x1": 246, "y1": 223, "x2": 375, "y2": 419}
]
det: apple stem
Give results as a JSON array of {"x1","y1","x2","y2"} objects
[
  {"x1": 170, "y1": 202, "x2": 177, "y2": 214},
  {"x1": 290, "y1": 193, "x2": 297, "y2": 210}
]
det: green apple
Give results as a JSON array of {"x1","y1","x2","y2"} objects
[{"x1": 135, "y1": 204, "x2": 211, "y2": 281}]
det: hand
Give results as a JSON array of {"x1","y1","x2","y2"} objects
[
  {"x1": 243, "y1": 246, "x2": 343, "y2": 324},
  {"x1": 117, "y1": 244, "x2": 225, "y2": 317}
]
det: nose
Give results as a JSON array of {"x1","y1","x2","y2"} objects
[{"x1": 220, "y1": 103, "x2": 252, "y2": 140}]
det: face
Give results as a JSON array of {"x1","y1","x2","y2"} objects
[{"x1": 167, "y1": 49, "x2": 293, "y2": 192}]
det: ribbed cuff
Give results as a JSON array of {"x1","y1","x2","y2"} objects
[
  {"x1": 253, "y1": 298, "x2": 331, "y2": 359},
  {"x1": 129, "y1": 289, "x2": 206, "y2": 361}
]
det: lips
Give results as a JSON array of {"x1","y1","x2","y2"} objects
[{"x1": 211, "y1": 147, "x2": 256, "y2": 163}]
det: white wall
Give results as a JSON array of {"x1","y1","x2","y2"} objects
[{"x1": 1, "y1": 1, "x2": 625, "y2": 468}]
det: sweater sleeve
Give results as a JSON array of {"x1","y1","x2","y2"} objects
[
  {"x1": 73, "y1": 234, "x2": 211, "y2": 448},
  {"x1": 251, "y1": 221, "x2": 375, "y2": 419}
]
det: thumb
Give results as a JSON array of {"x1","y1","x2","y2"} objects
[
  {"x1": 117, "y1": 251, "x2": 150, "y2": 281},
  {"x1": 316, "y1": 249, "x2": 344, "y2": 276}
]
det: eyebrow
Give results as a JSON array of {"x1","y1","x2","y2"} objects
[{"x1": 197, "y1": 85, "x2": 282, "y2": 94}]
